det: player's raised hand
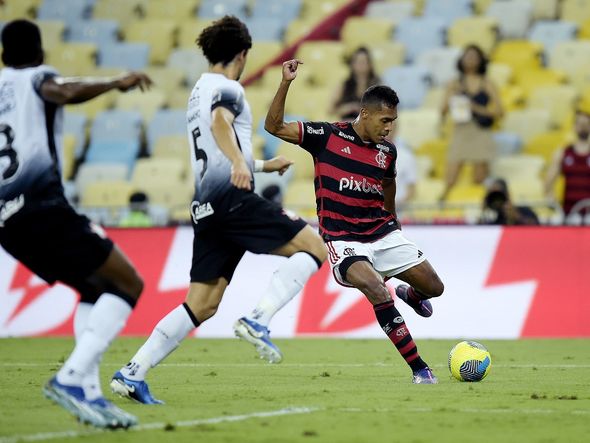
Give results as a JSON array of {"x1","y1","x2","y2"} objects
[
  {"x1": 115, "y1": 72, "x2": 153, "y2": 92},
  {"x1": 282, "y1": 59, "x2": 303, "y2": 82},
  {"x1": 264, "y1": 156, "x2": 294, "y2": 175},
  {"x1": 231, "y1": 159, "x2": 252, "y2": 190}
]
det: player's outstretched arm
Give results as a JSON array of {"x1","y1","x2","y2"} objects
[
  {"x1": 261, "y1": 155, "x2": 293, "y2": 175},
  {"x1": 265, "y1": 59, "x2": 303, "y2": 144},
  {"x1": 40, "y1": 72, "x2": 153, "y2": 105}
]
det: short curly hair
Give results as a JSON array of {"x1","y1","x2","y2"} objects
[{"x1": 197, "y1": 16, "x2": 252, "y2": 66}]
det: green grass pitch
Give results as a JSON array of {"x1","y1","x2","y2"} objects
[{"x1": 0, "y1": 338, "x2": 588, "y2": 443}]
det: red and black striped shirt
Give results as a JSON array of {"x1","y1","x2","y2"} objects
[
  {"x1": 561, "y1": 145, "x2": 590, "y2": 214},
  {"x1": 296, "y1": 121, "x2": 399, "y2": 242}
]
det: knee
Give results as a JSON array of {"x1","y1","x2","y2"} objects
[
  {"x1": 122, "y1": 270, "x2": 144, "y2": 300},
  {"x1": 429, "y1": 278, "x2": 444, "y2": 298},
  {"x1": 189, "y1": 300, "x2": 219, "y2": 323},
  {"x1": 357, "y1": 279, "x2": 390, "y2": 305}
]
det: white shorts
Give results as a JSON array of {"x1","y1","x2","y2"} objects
[{"x1": 326, "y1": 230, "x2": 426, "y2": 287}]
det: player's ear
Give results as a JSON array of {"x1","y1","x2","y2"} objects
[{"x1": 359, "y1": 107, "x2": 369, "y2": 119}]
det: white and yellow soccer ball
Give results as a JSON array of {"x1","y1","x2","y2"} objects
[{"x1": 448, "y1": 341, "x2": 492, "y2": 382}]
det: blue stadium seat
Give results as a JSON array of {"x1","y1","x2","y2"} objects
[
  {"x1": 90, "y1": 110, "x2": 143, "y2": 143},
  {"x1": 37, "y1": 0, "x2": 93, "y2": 24},
  {"x1": 198, "y1": 0, "x2": 248, "y2": 19},
  {"x1": 243, "y1": 18, "x2": 285, "y2": 41},
  {"x1": 395, "y1": 17, "x2": 447, "y2": 62},
  {"x1": 98, "y1": 42, "x2": 150, "y2": 70},
  {"x1": 423, "y1": 0, "x2": 472, "y2": 25},
  {"x1": 251, "y1": 0, "x2": 301, "y2": 24},
  {"x1": 383, "y1": 66, "x2": 431, "y2": 109},
  {"x1": 63, "y1": 112, "x2": 87, "y2": 158},
  {"x1": 528, "y1": 21, "x2": 578, "y2": 56},
  {"x1": 493, "y1": 132, "x2": 523, "y2": 156},
  {"x1": 147, "y1": 109, "x2": 188, "y2": 153},
  {"x1": 67, "y1": 19, "x2": 119, "y2": 45},
  {"x1": 85, "y1": 139, "x2": 140, "y2": 170},
  {"x1": 258, "y1": 114, "x2": 304, "y2": 159}
]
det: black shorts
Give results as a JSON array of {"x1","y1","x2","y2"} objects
[
  {"x1": 190, "y1": 192, "x2": 307, "y2": 282},
  {"x1": 0, "y1": 204, "x2": 114, "y2": 287}
]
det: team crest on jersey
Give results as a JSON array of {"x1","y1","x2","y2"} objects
[{"x1": 375, "y1": 150, "x2": 387, "y2": 169}]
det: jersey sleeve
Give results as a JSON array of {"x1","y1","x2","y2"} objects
[
  {"x1": 297, "y1": 121, "x2": 331, "y2": 156},
  {"x1": 31, "y1": 66, "x2": 59, "y2": 99},
  {"x1": 211, "y1": 83, "x2": 245, "y2": 117}
]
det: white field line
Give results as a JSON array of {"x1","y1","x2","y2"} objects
[
  {"x1": 0, "y1": 406, "x2": 319, "y2": 443},
  {"x1": 337, "y1": 407, "x2": 590, "y2": 415},
  {"x1": 2, "y1": 362, "x2": 590, "y2": 369}
]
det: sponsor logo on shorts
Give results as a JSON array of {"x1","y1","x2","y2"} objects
[
  {"x1": 191, "y1": 201, "x2": 214, "y2": 223},
  {"x1": 339, "y1": 176, "x2": 383, "y2": 195},
  {"x1": 0, "y1": 194, "x2": 24, "y2": 227}
]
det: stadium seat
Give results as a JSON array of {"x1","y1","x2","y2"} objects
[
  {"x1": 549, "y1": 41, "x2": 590, "y2": 80},
  {"x1": 383, "y1": 66, "x2": 431, "y2": 109},
  {"x1": 486, "y1": 0, "x2": 533, "y2": 39},
  {"x1": 561, "y1": 0, "x2": 590, "y2": 26},
  {"x1": 75, "y1": 163, "x2": 130, "y2": 196},
  {"x1": 523, "y1": 130, "x2": 571, "y2": 163},
  {"x1": 81, "y1": 180, "x2": 134, "y2": 208},
  {"x1": 502, "y1": 109, "x2": 551, "y2": 142},
  {"x1": 138, "y1": 182, "x2": 193, "y2": 213},
  {"x1": 284, "y1": 179, "x2": 316, "y2": 217},
  {"x1": 131, "y1": 158, "x2": 186, "y2": 186},
  {"x1": 168, "y1": 48, "x2": 209, "y2": 86},
  {"x1": 251, "y1": 0, "x2": 302, "y2": 24},
  {"x1": 114, "y1": 90, "x2": 167, "y2": 122},
  {"x1": 85, "y1": 139, "x2": 141, "y2": 170},
  {"x1": 37, "y1": 0, "x2": 91, "y2": 24},
  {"x1": 528, "y1": 21, "x2": 577, "y2": 56},
  {"x1": 245, "y1": 88, "x2": 274, "y2": 129},
  {"x1": 423, "y1": 0, "x2": 472, "y2": 25},
  {"x1": 92, "y1": 0, "x2": 140, "y2": 25},
  {"x1": 36, "y1": 20, "x2": 65, "y2": 47},
  {"x1": 284, "y1": 19, "x2": 317, "y2": 45},
  {"x1": 448, "y1": 16, "x2": 498, "y2": 55},
  {"x1": 69, "y1": 90, "x2": 115, "y2": 119},
  {"x1": 396, "y1": 109, "x2": 441, "y2": 149},
  {"x1": 422, "y1": 87, "x2": 445, "y2": 110},
  {"x1": 416, "y1": 47, "x2": 462, "y2": 87},
  {"x1": 415, "y1": 155, "x2": 433, "y2": 179},
  {"x1": 487, "y1": 63, "x2": 513, "y2": 88},
  {"x1": 508, "y1": 178, "x2": 545, "y2": 204},
  {"x1": 492, "y1": 41, "x2": 543, "y2": 77},
  {"x1": 147, "y1": 109, "x2": 188, "y2": 153},
  {"x1": 242, "y1": 42, "x2": 284, "y2": 79},
  {"x1": 415, "y1": 139, "x2": 447, "y2": 179},
  {"x1": 63, "y1": 112, "x2": 87, "y2": 158},
  {"x1": 295, "y1": 41, "x2": 346, "y2": 85},
  {"x1": 177, "y1": 19, "x2": 213, "y2": 49},
  {"x1": 341, "y1": 17, "x2": 395, "y2": 54},
  {"x1": 446, "y1": 184, "x2": 486, "y2": 205},
  {"x1": 300, "y1": 0, "x2": 350, "y2": 22},
  {"x1": 370, "y1": 41, "x2": 405, "y2": 75},
  {"x1": 529, "y1": 0, "x2": 559, "y2": 19},
  {"x1": 243, "y1": 18, "x2": 285, "y2": 41},
  {"x1": 152, "y1": 135, "x2": 191, "y2": 174},
  {"x1": 365, "y1": 1, "x2": 415, "y2": 22},
  {"x1": 61, "y1": 134, "x2": 76, "y2": 181},
  {"x1": 413, "y1": 179, "x2": 445, "y2": 203},
  {"x1": 67, "y1": 19, "x2": 119, "y2": 45},
  {"x1": 141, "y1": 0, "x2": 198, "y2": 20},
  {"x1": 123, "y1": 20, "x2": 177, "y2": 65},
  {"x1": 284, "y1": 86, "x2": 332, "y2": 121},
  {"x1": 46, "y1": 43, "x2": 97, "y2": 76},
  {"x1": 99, "y1": 42, "x2": 150, "y2": 70},
  {"x1": 143, "y1": 66, "x2": 186, "y2": 93},
  {"x1": 276, "y1": 142, "x2": 314, "y2": 180},
  {"x1": 493, "y1": 132, "x2": 523, "y2": 156},
  {"x1": 492, "y1": 154, "x2": 545, "y2": 180},
  {"x1": 0, "y1": 0, "x2": 38, "y2": 20},
  {"x1": 527, "y1": 85, "x2": 578, "y2": 129},
  {"x1": 514, "y1": 68, "x2": 567, "y2": 98},
  {"x1": 198, "y1": 0, "x2": 248, "y2": 19},
  {"x1": 395, "y1": 17, "x2": 447, "y2": 62},
  {"x1": 91, "y1": 110, "x2": 143, "y2": 142}
]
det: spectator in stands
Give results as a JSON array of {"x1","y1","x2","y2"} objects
[
  {"x1": 120, "y1": 192, "x2": 153, "y2": 227},
  {"x1": 480, "y1": 178, "x2": 539, "y2": 225},
  {"x1": 330, "y1": 46, "x2": 380, "y2": 121},
  {"x1": 440, "y1": 45, "x2": 503, "y2": 201},
  {"x1": 544, "y1": 109, "x2": 590, "y2": 216}
]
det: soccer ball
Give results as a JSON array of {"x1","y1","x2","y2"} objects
[{"x1": 448, "y1": 341, "x2": 492, "y2": 382}]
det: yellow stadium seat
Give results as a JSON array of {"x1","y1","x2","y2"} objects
[
  {"x1": 284, "y1": 19, "x2": 318, "y2": 45},
  {"x1": 448, "y1": 17, "x2": 499, "y2": 55},
  {"x1": 46, "y1": 43, "x2": 97, "y2": 76},
  {"x1": 569, "y1": 63, "x2": 590, "y2": 94},
  {"x1": 446, "y1": 184, "x2": 486, "y2": 205},
  {"x1": 152, "y1": 134, "x2": 190, "y2": 169},
  {"x1": 422, "y1": 87, "x2": 446, "y2": 111},
  {"x1": 492, "y1": 40, "x2": 543, "y2": 76},
  {"x1": 36, "y1": 20, "x2": 65, "y2": 47},
  {"x1": 416, "y1": 139, "x2": 448, "y2": 179},
  {"x1": 502, "y1": 109, "x2": 552, "y2": 142},
  {"x1": 415, "y1": 155, "x2": 433, "y2": 179},
  {"x1": 259, "y1": 64, "x2": 314, "y2": 89},
  {"x1": 0, "y1": 0, "x2": 39, "y2": 20},
  {"x1": 527, "y1": 85, "x2": 578, "y2": 129},
  {"x1": 488, "y1": 63, "x2": 513, "y2": 88},
  {"x1": 579, "y1": 18, "x2": 590, "y2": 39},
  {"x1": 276, "y1": 142, "x2": 314, "y2": 180},
  {"x1": 284, "y1": 86, "x2": 332, "y2": 121},
  {"x1": 177, "y1": 19, "x2": 214, "y2": 49},
  {"x1": 561, "y1": 0, "x2": 590, "y2": 26},
  {"x1": 499, "y1": 84, "x2": 525, "y2": 112},
  {"x1": 81, "y1": 180, "x2": 134, "y2": 207},
  {"x1": 295, "y1": 41, "x2": 347, "y2": 86},
  {"x1": 70, "y1": 91, "x2": 116, "y2": 119},
  {"x1": 242, "y1": 42, "x2": 283, "y2": 80},
  {"x1": 114, "y1": 90, "x2": 167, "y2": 122},
  {"x1": 93, "y1": 0, "x2": 141, "y2": 25},
  {"x1": 530, "y1": 0, "x2": 559, "y2": 19},
  {"x1": 141, "y1": 0, "x2": 199, "y2": 20},
  {"x1": 143, "y1": 67, "x2": 186, "y2": 93},
  {"x1": 492, "y1": 154, "x2": 545, "y2": 180},
  {"x1": 549, "y1": 41, "x2": 590, "y2": 80},
  {"x1": 371, "y1": 41, "x2": 405, "y2": 75},
  {"x1": 131, "y1": 158, "x2": 186, "y2": 185},
  {"x1": 508, "y1": 178, "x2": 545, "y2": 204},
  {"x1": 244, "y1": 87, "x2": 274, "y2": 127},
  {"x1": 61, "y1": 134, "x2": 76, "y2": 181},
  {"x1": 252, "y1": 133, "x2": 265, "y2": 160},
  {"x1": 166, "y1": 88, "x2": 192, "y2": 109},
  {"x1": 514, "y1": 68, "x2": 567, "y2": 98},
  {"x1": 523, "y1": 131, "x2": 572, "y2": 163},
  {"x1": 284, "y1": 179, "x2": 316, "y2": 217},
  {"x1": 300, "y1": 0, "x2": 350, "y2": 21},
  {"x1": 140, "y1": 182, "x2": 194, "y2": 212},
  {"x1": 413, "y1": 179, "x2": 445, "y2": 204},
  {"x1": 124, "y1": 20, "x2": 177, "y2": 65},
  {"x1": 341, "y1": 17, "x2": 395, "y2": 54},
  {"x1": 397, "y1": 109, "x2": 441, "y2": 149}
]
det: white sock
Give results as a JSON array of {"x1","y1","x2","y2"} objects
[
  {"x1": 57, "y1": 294, "x2": 132, "y2": 387},
  {"x1": 250, "y1": 252, "x2": 319, "y2": 327},
  {"x1": 74, "y1": 302, "x2": 103, "y2": 400},
  {"x1": 120, "y1": 304, "x2": 196, "y2": 381}
]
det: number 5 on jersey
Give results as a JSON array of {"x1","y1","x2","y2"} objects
[{"x1": 192, "y1": 127, "x2": 207, "y2": 181}]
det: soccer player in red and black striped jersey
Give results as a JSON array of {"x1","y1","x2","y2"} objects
[
  {"x1": 264, "y1": 59, "x2": 445, "y2": 384},
  {"x1": 545, "y1": 110, "x2": 590, "y2": 216}
]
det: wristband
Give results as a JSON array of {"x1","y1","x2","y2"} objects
[{"x1": 254, "y1": 159, "x2": 265, "y2": 173}]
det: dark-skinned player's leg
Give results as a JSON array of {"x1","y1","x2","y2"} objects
[
  {"x1": 394, "y1": 260, "x2": 444, "y2": 318},
  {"x1": 345, "y1": 260, "x2": 437, "y2": 384}
]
